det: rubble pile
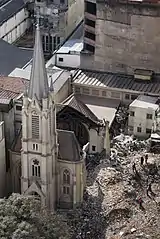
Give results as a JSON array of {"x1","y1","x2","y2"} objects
[{"x1": 68, "y1": 136, "x2": 160, "y2": 239}]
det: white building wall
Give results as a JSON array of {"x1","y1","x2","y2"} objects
[
  {"x1": 73, "y1": 84, "x2": 139, "y2": 104},
  {"x1": 56, "y1": 54, "x2": 81, "y2": 68},
  {"x1": 0, "y1": 122, "x2": 6, "y2": 198},
  {"x1": 88, "y1": 128, "x2": 104, "y2": 154},
  {"x1": 0, "y1": 8, "x2": 30, "y2": 43},
  {"x1": 128, "y1": 105, "x2": 157, "y2": 138}
]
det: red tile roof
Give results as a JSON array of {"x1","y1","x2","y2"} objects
[{"x1": 0, "y1": 76, "x2": 29, "y2": 99}]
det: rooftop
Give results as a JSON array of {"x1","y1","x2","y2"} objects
[
  {"x1": 9, "y1": 67, "x2": 70, "y2": 95},
  {"x1": 0, "y1": 39, "x2": 32, "y2": 76},
  {"x1": 0, "y1": 76, "x2": 29, "y2": 99},
  {"x1": 0, "y1": 0, "x2": 25, "y2": 26},
  {"x1": 130, "y1": 97, "x2": 159, "y2": 110},
  {"x1": 63, "y1": 94, "x2": 120, "y2": 126},
  {"x1": 56, "y1": 21, "x2": 83, "y2": 54},
  {"x1": 73, "y1": 70, "x2": 160, "y2": 94}
]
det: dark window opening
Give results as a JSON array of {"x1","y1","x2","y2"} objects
[
  {"x1": 59, "y1": 57, "x2": 63, "y2": 62},
  {"x1": 137, "y1": 127, "x2": 142, "y2": 133},
  {"x1": 85, "y1": 1, "x2": 96, "y2": 15},
  {"x1": 130, "y1": 111, "x2": 135, "y2": 117},
  {"x1": 84, "y1": 43, "x2": 95, "y2": 53},
  {"x1": 16, "y1": 105, "x2": 22, "y2": 111},
  {"x1": 125, "y1": 94, "x2": 130, "y2": 100},
  {"x1": 85, "y1": 18, "x2": 95, "y2": 28},
  {"x1": 131, "y1": 95, "x2": 137, "y2": 100},
  {"x1": 146, "y1": 128, "x2": 151, "y2": 134},
  {"x1": 92, "y1": 145, "x2": 96, "y2": 151},
  {"x1": 146, "y1": 114, "x2": 152, "y2": 120},
  {"x1": 84, "y1": 31, "x2": 95, "y2": 41}
]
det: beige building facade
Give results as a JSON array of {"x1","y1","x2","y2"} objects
[{"x1": 81, "y1": 0, "x2": 160, "y2": 74}]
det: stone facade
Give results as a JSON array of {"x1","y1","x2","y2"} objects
[{"x1": 81, "y1": 1, "x2": 160, "y2": 74}]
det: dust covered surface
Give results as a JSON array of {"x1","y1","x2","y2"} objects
[{"x1": 67, "y1": 139, "x2": 160, "y2": 239}]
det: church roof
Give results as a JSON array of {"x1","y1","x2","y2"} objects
[
  {"x1": 62, "y1": 93, "x2": 99, "y2": 123},
  {"x1": 28, "y1": 24, "x2": 49, "y2": 101},
  {"x1": 11, "y1": 129, "x2": 82, "y2": 162},
  {"x1": 57, "y1": 129, "x2": 82, "y2": 162}
]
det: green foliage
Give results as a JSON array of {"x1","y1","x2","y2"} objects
[{"x1": 0, "y1": 194, "x2": 71, "y2": 239}]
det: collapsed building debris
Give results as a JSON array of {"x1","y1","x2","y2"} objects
[{"x1": 67, "y1": 135, "x2": 160, "y2": 239}]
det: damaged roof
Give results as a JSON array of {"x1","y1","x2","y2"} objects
[
  {"x1": 62, "y1": 93, "x2": 99, "y2": 123},
  {"x1": 11, "y1": 129, "x2": 82, "y2": 162},
  {"x1": 57, "y1": 129, "x2": 82, "y2": 162}
]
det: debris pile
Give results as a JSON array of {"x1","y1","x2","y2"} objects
[{"x1": 68, "y1": 137, "x2": 160, "y2": 239}]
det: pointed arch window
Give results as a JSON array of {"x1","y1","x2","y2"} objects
[
  {"x1": 32, "y1": 115, "x2": 39, "y2": 139},
  {"x1": 63, "y1": 169, "x2": 70, "y2": 195},
  {"x1": 32, "y1": 159, "x2": 40, "y2": 177},
  {"x1": 63, "y1": 169, "x2": 70, "y2": 184}
]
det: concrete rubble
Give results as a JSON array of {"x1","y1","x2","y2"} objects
[{"x1": 67, "y1": 135, "x2": 160, "y2": 239}]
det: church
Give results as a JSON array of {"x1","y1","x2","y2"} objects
[{"x1": 15, "y1": 24, "x2": 86, "y2": 210}]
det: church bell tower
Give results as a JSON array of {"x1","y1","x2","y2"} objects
[{"x1": 21, "y1": 23, "x2": 57, "y2": 210}]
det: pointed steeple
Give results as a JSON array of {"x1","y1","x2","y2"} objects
[{"x1": 28, "y1": 24, "x2": 49, "y2": 101}]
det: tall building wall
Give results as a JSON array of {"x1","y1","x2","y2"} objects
[
  {"x1": 66, "y1": 0, "x2": 84, "y2": 37},
  {"x1": 81, "y1": 1, "x2": 160, "y2": 74}
]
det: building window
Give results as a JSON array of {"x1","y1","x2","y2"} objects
[
  {"x1": 92, "y1": 89, "x2": 99, "y2": 96},
  {"x1": 131, "y1": 95, "x2": 137, "y2": 100},
  {"x1": 102, "y1": 91, "x2": 106, "y2": 97},
  {"x1": 84, "y1": 31, "x2": 95, "y2": 41},
  {"x1": 130, "y1": 111, "x2": 135, "y2": 117},
  {"x1": 32, "y1": 115, "x2": 39, "y2": 139},
  {"x1": 63, "y1": 186, "x2": 70, "y2": 194},
  {"x1": 75, "y1": 87, "x2": 81, "y2": 93},
  {"x1": 137, "y1": 127, "x2": 142, "y2": 133},
  {"x1": 82, "y1": 88, "x2": 90, "y2": 95},
  {"x1": 85, "y1": 18, "x2": 95, "y2": 28},
  {"x1": 111, "y1": 92, "x2": 120, "y2": 99},
  {"x1": 63, "y1": 169, "x2": 70, "y2": 184},
  {"x1": 59, "y1": 57, "x2": 63, "y2": 62},
  {"x1": 32, "y1": 159, "x2": 40, "y2": 177},
  {"x1": 146, "y1": 113, "x2": 152, "y2": 120},
  {"x1": 128, "y1": 126, "x2": 134, "y2": 131},
  {"x1": 16, "y1": 105, "x2": 22, "y2": 111},
  {"x1": 63, "y1": 169, "x2": 70, "y2": 195},
  {"x1": 92, "y1": 145, "x2": 96, "y2": 151},
  {"x1": 125, "y1": 94, "x2": 130, "y2": 100},
  {"x1": 33, "y1": 143, "x2": 38, "y2": 151},
  {"x1": 146, "y1": 128, "x2": 152, "y2": 134}
]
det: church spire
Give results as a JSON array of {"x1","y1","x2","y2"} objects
[{"x1": 28, "y1": 23, "x2": 49, "y2": 101}]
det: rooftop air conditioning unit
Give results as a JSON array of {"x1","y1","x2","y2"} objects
[{"x1": 134, "y1": 69, "x2": 154, "y2": 81}]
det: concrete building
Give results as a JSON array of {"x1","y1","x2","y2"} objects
[
  {"x1": 0, "y1": 0, "x2": 30, "y2": 44},
  {"x1": 47, "y1": 21, "x2": 83, "y2": 69},
  {"x1": 66, "y1": 0, "x2": 84, "y2": 37},
  {"x1": 72, "y1": 69, "x2": 160, "y2": 104},
  {"x1": 26, "y1": 0, "x2": 68, "y2": 54},
  {"x1": 128, "y1": 95, "x2": 159, "y2": 138},
  {"x1": 81, "y1": 0, "x2": 160, "y2": 74}
]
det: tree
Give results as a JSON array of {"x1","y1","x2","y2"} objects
[{"x1": 0, "y1": 193, "x2": 71, "y2": 239}]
